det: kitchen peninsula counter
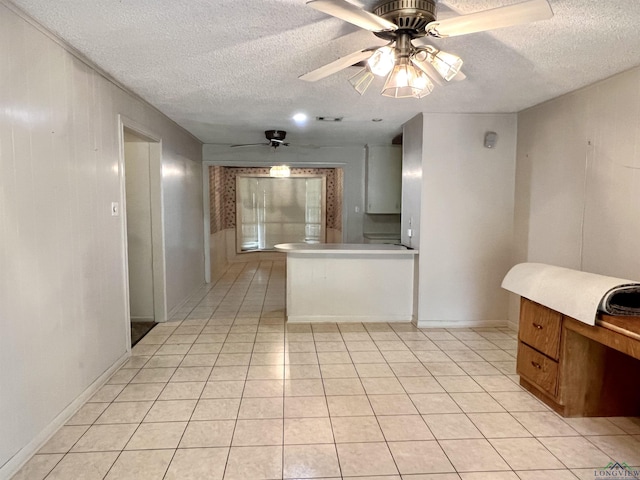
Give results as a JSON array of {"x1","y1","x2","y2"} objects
[{"x1": 274, "y1": 243, "x2": 417, "y2": 323}]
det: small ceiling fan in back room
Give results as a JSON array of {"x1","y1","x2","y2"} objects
[
  {"x1": 231, "y1": 130, "x2": 290, "y2": 149},
  {"x1": 300, "y1": 0, "x2": 553, "y2": 98}
]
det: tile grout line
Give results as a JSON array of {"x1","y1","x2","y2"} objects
[
  {"x1": 220, "y1": 261, "x2": 260, "y2": 480},
  {"x1": 25, "y1": 261, "x2": 639, "y2": 480},
  {"x1": 313, "y1": 322, "x2": 344, "y2": 480}
]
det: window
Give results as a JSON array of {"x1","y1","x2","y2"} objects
[{"x1": 236, "y1": 175, "x2": 326, "y2": 252}]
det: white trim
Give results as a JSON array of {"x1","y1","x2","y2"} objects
[
  {"x1": 0, "y1": 352, "x2": 129, "y2": 479},
  {"x1": 117, "y1": 119, "x2": 133, "y2": 349},
  {"x1": 287, "y1": 315, "x2": 413, "y2": 323},
  {"x1": 415, "y1": 319, "x2": 510, "y2": 329},
  {"x1": 149, "y1": 140, "x2": 168, "y2": 322}
]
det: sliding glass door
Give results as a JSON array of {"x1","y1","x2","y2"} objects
[{"x1": 236, "y1": 175, "x2": 326, "y2": 252}]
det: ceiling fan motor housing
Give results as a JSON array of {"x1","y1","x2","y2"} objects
[
  {"x1": 265, "y1": 130, "x2": 286, "y2": 141},
  {"x1": 374, "y1": 0, "x2": 436, "y2": 40}
]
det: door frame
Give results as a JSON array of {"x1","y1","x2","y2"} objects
[{"x1": 118, "y1": 116, "x2": 168, "y2": 347}]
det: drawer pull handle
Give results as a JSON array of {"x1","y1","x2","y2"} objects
[
  {"x1": 532, "y1": 323, "x2": 543, "y2": 330},
  {"x1": 531, "y1": 361, "x2": 542, "y2": 369}
]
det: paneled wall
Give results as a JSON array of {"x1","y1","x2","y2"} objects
[
  {"x1": 0, "y1": 3, "x2": 204, "y2": 476},
  {"x1": 513, "y1": 66, "x2": 640, "y2": 323}
]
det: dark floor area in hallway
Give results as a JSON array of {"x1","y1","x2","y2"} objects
[{"x1": 131, "y1": 321, "x2": 156, "y2": 347}]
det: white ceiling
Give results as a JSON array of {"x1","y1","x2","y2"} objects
[{"x1": 9, "y1": 0, "x2": 640, "y2": 146}]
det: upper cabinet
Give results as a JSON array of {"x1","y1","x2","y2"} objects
[{"x1": 366, "y1": 145, "x2": 402, "y2": 214}]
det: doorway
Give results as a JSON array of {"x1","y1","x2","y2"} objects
[{"x1": 121, "y1": 122, "x2": 167, "y2": 346}]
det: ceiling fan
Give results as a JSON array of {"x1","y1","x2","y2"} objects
[
  {"x1": 231, "y1": 130, "x2": 290, "y2": 149},
  {"x1": 300, "y1": 0, "x2": 554, "y2": 98}
]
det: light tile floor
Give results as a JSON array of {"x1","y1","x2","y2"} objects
[{"x1": 13, "y1": 261, "x2": 640, "y2": 479}]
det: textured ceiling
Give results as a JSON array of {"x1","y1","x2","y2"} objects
[{"x1": 8, "y1": 0, "x2": 640, "y2": 146}]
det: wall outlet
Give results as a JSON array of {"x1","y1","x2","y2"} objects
[
  {"x1": 407, "y1": 228, "x2": 412, "y2": 237},
  {"x1": 111, "y1": 202, "x2": 119, "y2": 216}
]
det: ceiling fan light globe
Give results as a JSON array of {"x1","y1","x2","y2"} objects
[
  {"x1": 367, "y1": 46, "x2": 396, "y2": 76},
  {"x1": 382, "y1": 61, "x2": 433, "y2": 98},
  {"x1": 413, "y1": 72, "x2": 434, "y2": 98},
  {"x1": 349, "y1": 67, "x2": 375, "y2": 95},
  {"x1": 432, "y1": 50, "x2": 463, "y2": 81}
]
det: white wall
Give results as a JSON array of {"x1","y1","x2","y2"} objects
[
  {"x1": 0, "y1": 3, "x2": 204, "y2": 476},
  {"x1": 203, "y1": 145, "x2": 367, "y2": 243},
  {"x1": 411, "y1": 113, "x2": 517, "y2": 327},
  {"x1": 512, "y1": 66, "x2": 640, "y2": 323},
  {"x1": 124, "y1": 137, "x2": 154, "y2": 320}
]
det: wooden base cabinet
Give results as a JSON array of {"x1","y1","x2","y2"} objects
[{"x1": 517, "y1": 298, "x2": 640, "y2": 417}]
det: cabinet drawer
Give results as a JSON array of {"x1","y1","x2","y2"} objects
[
  {"x1": 519, "y1": 298, "x2": 563, "y2": 360},
  {"x1": 517, "y1": 341, "x2": 559, "y2": 397}
]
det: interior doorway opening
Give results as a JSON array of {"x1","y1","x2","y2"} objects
[
  {"x1": 121, "y1": 123, "x2": 167, "y2": 346},
  {"x1": 205, "y1": 166, "x2": 343, "y2": 279}
]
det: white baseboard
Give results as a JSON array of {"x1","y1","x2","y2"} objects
[
  {"x1": 287, "y1": 315, "x2": 413, "y2": 323},
  {"x1": 130, "y1": 316, "x2": 154, "y2": 322},
  {"x1": 415, "y1": 319, "x2": 509, "y2": 329},
  {"x1": 0, "y1": 352, "x2": 129, "y2": 480}
]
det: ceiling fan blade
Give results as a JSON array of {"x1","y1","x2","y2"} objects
[
  {"x1": 426, "y1": 0, "x2": 553, "y2": 38},
  {"x1": 307, "y1": 0, "x2": 397, "y2": 32},
  {"x1": 300, "y1": 48, "x2": 375, "y2": 82},
  {"x1": 230, "y1": 142, "x2": 269, "y2": 148}
]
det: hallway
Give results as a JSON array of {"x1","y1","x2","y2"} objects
[{"x1": 13, "y1": 261, "x2": 640, "y2": 479}]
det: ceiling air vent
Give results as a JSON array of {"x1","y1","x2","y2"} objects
[{"x1": 316, "y1": 116, "x2": 343, "y2": 122}]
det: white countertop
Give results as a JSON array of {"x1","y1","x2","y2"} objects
[{"x1": 274, "y1": 243, "x2": 418, "y2": 255}]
